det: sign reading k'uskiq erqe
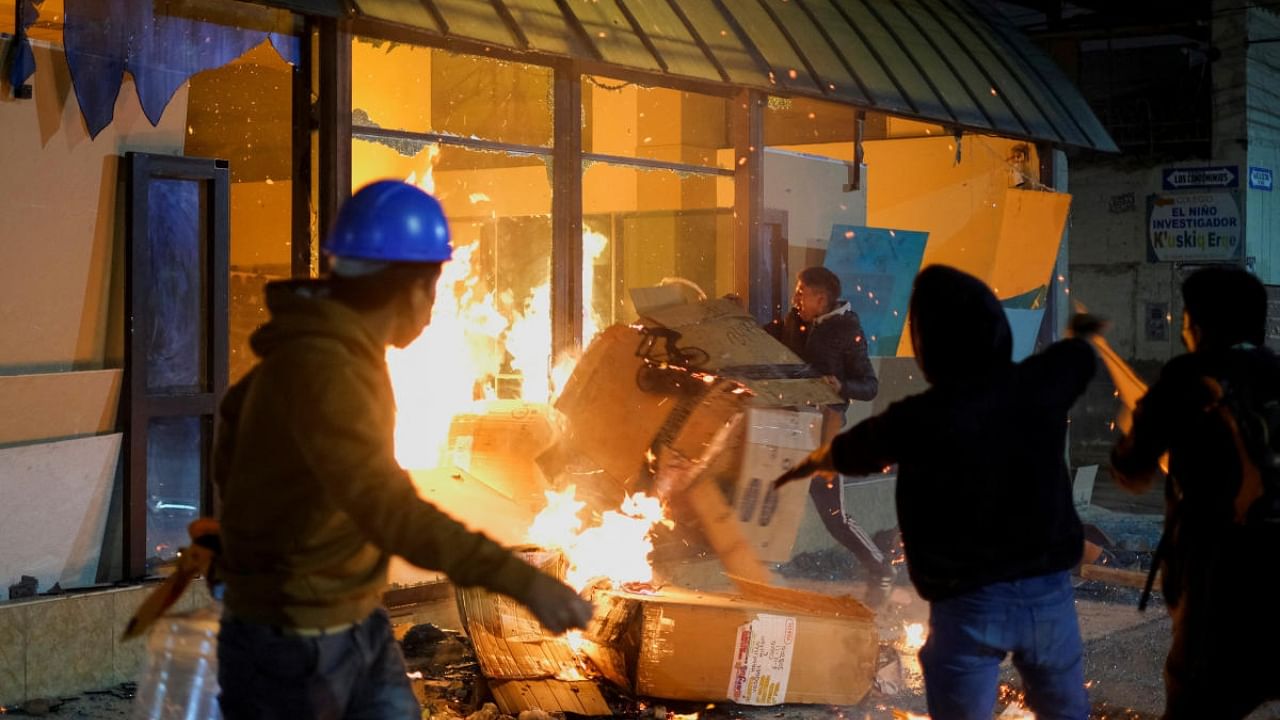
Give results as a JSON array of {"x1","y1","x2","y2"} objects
[{"x1": 1147, "y1": 192, "x2": 1243, "y2": 262}]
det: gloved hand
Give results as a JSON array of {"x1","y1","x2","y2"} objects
[
  {"x1": 772, "y1": 443, "x2": 835, "y2": 490},
  {"x1": 1068, "y1": 313, "x2": 1107, "y2": 339},
  {"x1": 523, "y1": 571, "x2": 595, "y2": 634}
]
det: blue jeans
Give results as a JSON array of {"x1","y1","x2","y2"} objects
[
  {"x1": 920, "y1": 571, "x2": 1088, "y2": 720},
  {"x1": 218, "y1": 608, "x2": 420, "y2": 720}
]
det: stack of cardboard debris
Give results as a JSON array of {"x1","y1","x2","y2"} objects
[
  {"x1": 455, "y1": 552, "x2": 612, "y2": 716},
  {"x1": 455, "y1": 299, "x2": 879, "y2": 713},
  {"x1": 457, "y1": 560, "x2": 879, "y2": 713},
  {"x1": 552, "y1": 297, "x2": 842, "y2": 570}
]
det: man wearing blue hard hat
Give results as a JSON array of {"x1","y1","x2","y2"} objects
[{"x1": 213, "y1": 180, "x2": 593, "y2": 719}]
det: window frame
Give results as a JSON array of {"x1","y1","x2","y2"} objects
[{"x1": 122, "y1": 152, "x2": 231, "y2": 579}]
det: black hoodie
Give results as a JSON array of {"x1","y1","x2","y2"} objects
[{"x1": 829, "y1": 266, "x2": 1095, "y2": 601}]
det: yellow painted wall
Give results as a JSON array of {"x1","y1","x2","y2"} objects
[
  {"x1": 861, "y1": 135, "x2": 1068, "y2": 354},
  {"x1": 863, "y1": 135, "x2": 1017, "y2": 282}
]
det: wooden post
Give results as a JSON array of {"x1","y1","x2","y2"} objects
[
  {"x1": 731, "y1": 89, "x2": 763, "y2": 302},
  {"x1": 552, "y1": 63, "x2": 584, "y2": 358},
  {"x1": 317, "y1": 16, "x2": 351, "y2": 266}
]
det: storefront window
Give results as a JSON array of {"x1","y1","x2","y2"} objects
[
  {"x1": 352, "y1": 134, "x2": 554, "y2": 466},
  {"x1": 582, "y1": 75, "x2": 732, "y2": 170},
  {"x1": 353, "y1": 38, "x2": 553, "y2": 148},
  {"x1": 764, "y1": 95, "x2": 1065, "y2": 415},
  {"x1": 760, "y1": 96, "x2": 867, "y2": 331},
  {"x1": 582, "y1": 162, "x2": 733, "y2": 335},
  {"x1": 185, "y1": 41, "x2": 294, "y2": 385}
]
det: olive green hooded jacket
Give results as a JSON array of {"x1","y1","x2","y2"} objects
[{"x1": 213, "y1": 280, "x2": 539, "y2": 628}]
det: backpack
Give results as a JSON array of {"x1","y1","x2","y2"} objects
[
  {"x1": 1138, "y1": 348, "x2": 1280, "y2": 611},
  {"x1": 1206, "y1": 372, "x2": 1280, "y2": 527}
]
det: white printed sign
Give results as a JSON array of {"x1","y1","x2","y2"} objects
[
  {"x1": 727, "y1": 614, "x2": 797, "y2": 705},
  {"x1": 1147, "y1": 192, "x2": 1243, "y2": 262}
]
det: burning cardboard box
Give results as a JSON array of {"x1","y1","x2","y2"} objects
[
  {"x1": 582, "y1": 579, "x2": 878, "y2": 706},
  {"x1": 552, "y1": 298, "x2": 841, "y2": 567},
  {"x1": 454, "y1": 551, "x2": 612, "y2": 716},
  {"x1": 459, "y1": 554, "x2": 879, "y2": 712}
]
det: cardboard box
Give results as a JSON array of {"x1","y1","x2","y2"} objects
[
  {"x1": 729, "y1": 409, "x2": 824, "y2": 561},
  {"x1": 553, "y1": 298, "x2": 840, "y2": 564},
  {"x1": 583, "y1": 579, "x2": 878, "y2": 706},
  {"x1": 454, "y1": 551, "x2": 612, "y2": 716},
  {"x1": 446, "y1": 400, "x2": 558, "y2": 506}
]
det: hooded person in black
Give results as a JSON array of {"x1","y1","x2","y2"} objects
[
  {"x1": 1112, "y1": 266, "x2": 1280, "y2": 720},
  {"x1": 777, "y1": 265, "x2": 1096, "y2": 720}
]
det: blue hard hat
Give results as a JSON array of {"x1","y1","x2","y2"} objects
[{"x1": 324, "y1": 180, "x2": 452, "y2": 263}]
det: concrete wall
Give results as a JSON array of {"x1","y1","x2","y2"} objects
[
  {"x1": 1067, "y1": 6, "x2": 1280, "y2": 358},
  {"x1": 762, "y1": 148, "x2": 869, "y2": 275},
  {"x1": 1065, "y1": 4, "x2": 1280, "y2": 477},
  {"x1": 0, "y1": 582, "x2": 213, "y2": 706},
  {"x1": 1210, "y1": 2, "x2": 1280, "y2": 285},
  {"x1": 1067, "y1": 161, "x2": 1184, "y2": 364},
  {"x1": 1244, "y1": 7, "x2": 1280, "y2": 284}
]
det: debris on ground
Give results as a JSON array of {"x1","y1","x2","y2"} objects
[{"x1": 7, "y1": 575, "x2": 38, "y2": 600}]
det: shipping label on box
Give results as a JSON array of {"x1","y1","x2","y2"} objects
[
  {"x1": 727, "y1": 613, "x2": 797, "y2": 705},
  {"x1": 585, "y1": 585, "x2": 878, "y2": 706}
]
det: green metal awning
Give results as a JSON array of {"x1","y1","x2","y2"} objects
[{"x1": 323, "y1": 0, "x2": 1118, "y2": 151}]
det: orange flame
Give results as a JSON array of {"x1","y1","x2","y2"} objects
[
  {"x1": 527, "y1": 486, "x2": 671, "y2": 591},
  {"x1": 582, "y1": 228, "x2": 610, "y2": 344},
  {"x1": 387, "y1": 156, "x2": 562, "y2": 468}
]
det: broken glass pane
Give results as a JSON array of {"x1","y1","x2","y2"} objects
[
  {"x1": 582, "y1": 75, "x2": 731, "y2": 170},
  {"x1": 353, "y1": 37, "x2": 553, "y2": 148},
  {"x1": 353, "y1": 136, "x2": 554, "y2": 404},
  {"x1": 185, "y1": 40, "x2": 293, "y2": 383},
  {"x1": 582, "y1": 161, "x2": 733, "y2": 331}
]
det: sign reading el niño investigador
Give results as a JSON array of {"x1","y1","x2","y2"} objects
[{"x1": 1147, "y1": 192, "x2": 1243, "y2": 262}]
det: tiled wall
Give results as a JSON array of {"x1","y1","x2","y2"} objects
[{"x1": 0, "y1": 583, "x2": 213, "y2": 706}]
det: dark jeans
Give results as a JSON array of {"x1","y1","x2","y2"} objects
[
  {"x1": 920, "y1": 571, "x2": 1088, "y2": 720},
  {"x1": 218, "y1": 608, "x2": 419, "y2": 720},
  {"x1": 1162, "y1": 527, "x2": 1280, "y2": 720}
]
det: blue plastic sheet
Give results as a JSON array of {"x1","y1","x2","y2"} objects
[
  {"x1": 64, "y1": 0, "x2": 298, "y2": 138},
  {"x1": 7, "y1": 0, "x2": 41, "y2": 91},
  {"x1": 1004, "y1": 308, "x2": 1046, "y2": 362},
  {"x1": 823, "y1": 225, "x2": 929, "y2": 356}
]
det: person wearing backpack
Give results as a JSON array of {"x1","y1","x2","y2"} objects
[{"x1": 1112, "y1": 265, "x2": 1280, "y2": 720}]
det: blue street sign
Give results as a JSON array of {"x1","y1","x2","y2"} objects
[
  {"x1": 1162, "y1": 166, "x2": 1239, "y2": 190},
  {"x1": 1249, "y1": 166, "x2": 1273, "y2": 192}
]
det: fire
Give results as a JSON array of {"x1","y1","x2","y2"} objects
[
  {"x1": 386, "y1": 238, "x2": 541, "y2": 468},
  {"x1": 527, "y1": 486, "x2": 671, "y2": 591},
  {"x1": 386, "y1": 151, "x2": 561, "y2": 467},
  {"x1": 385, "y1": 163, "x2": 612, "y2": 468},
  {"x1": 582, "y1": 228, "x2": 610, "y2": 344},
  {"x1": 902, "y1": 622, "x2": 927, "y2": 653}
]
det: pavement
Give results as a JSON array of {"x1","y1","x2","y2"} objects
[{"x1": 0, "y1": 505, "x2": 1202, "y2": 720}]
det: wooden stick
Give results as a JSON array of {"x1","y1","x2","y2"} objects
[{"x1": 1080, "y1": 563, "x2": 1159, "y2": 590}]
